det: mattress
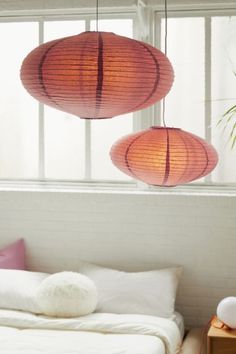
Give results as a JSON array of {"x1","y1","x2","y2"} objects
[{"x1": 0, "y1": 310, "x2": 182, "y2": 354}]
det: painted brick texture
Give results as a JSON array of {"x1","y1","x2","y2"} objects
[{"x1": 0, "y1": 190, "x2": 235, "y2": 328}]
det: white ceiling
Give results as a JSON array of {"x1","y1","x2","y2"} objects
[{"x1": 0, "y1": 0, "x2": 235, "y2": 12}]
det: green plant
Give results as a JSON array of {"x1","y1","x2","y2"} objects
[{"x1": 218, "y1": 104, "x2": 236, "y2": 148}]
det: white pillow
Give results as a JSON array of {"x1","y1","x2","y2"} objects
[
  {"x1": 0, "y1": 269, "x2": 48, "y2": 313},
  {"x1": 78, "y1": 263, "x2": 182, "y2": 318},
  {"x1": 36, "y1": 272, "x2": 98, "y2": 318}
]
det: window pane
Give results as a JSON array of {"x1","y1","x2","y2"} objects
[
  {"x1": 211, "y1": 16, "x2": 236, "y2": 184},
  {"x1": 44, "y1": 20, "x2": 85, "y2": 41},
  {"x1": 90, "y1": 19, "x2": 133, "y2": 180},
  {"x1": 44, "y1": 108, "x2": 85, "y2": 180},
  {"x1": 44, "y1": 21, "x2": 86, "y2": 180},
  {"x1": 162, "y1": 17, "x2": 205, "y2": 138},
  {"x1": 90, "y1": 19, "x2": 133, "y2": 38},
  {"x1": 0, "y1": 22, "x2": 38, "y2": 178},
  {"x1": 91, "y1": 114, "x2": 133, "y2": 180}
]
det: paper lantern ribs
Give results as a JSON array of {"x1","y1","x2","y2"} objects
[{"x1": 20, "y1": 31, "x2": 174, "y2": 119}]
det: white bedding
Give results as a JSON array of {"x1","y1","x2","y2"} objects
[
  {"x1": 0, "y1": 310, "x2": 182, "y2": 354},
  {"x1": 173, "y1": 312, "x2": 185, "y2": 339}
]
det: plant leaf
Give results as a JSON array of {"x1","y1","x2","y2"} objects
[
  {"x1": 223, "y1": 104, "x2": 236, "y2": 117},
  {"x1": 217, "y1": 117, "x2": 223, "y2": 127},
  {"x1": 226, "y1": 111, "x2": 236, "y2": 124},
  {"x1": 230, "y1": 122, "x2": 236, "y2": 138},
  {"x1": 231, "y1": 135, "x2": 236, "y2": 149}
]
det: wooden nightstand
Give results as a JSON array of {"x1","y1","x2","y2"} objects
[{"x1": 207, "y1": 325, "x2": 236, "y2": 354}]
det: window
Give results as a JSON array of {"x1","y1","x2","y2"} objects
[
  {"x1": 44, "y1": 18, "x2": 134, "y2": 182},
  {"x1": 0, "y1": 15, "x2": 134, "y2": 183},
  {"x1": 0, "y1": 22, "x2": 38, "y2": 179},
  {"x1": 0, "y1": 3, "x2": 236, "y2": 188},
  {"x1": 156, "y1": 9, "x2": 236, "y2": 185},
  {"x1": 211, "y1": 16, "x2": 236, "y2": 183}
]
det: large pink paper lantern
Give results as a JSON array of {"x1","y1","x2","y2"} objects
[{"x1": 20, "y1": 31, "x2": 174, "y2": 119}]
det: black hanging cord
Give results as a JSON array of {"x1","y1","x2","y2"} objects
[
  {"x1": 162, "y1": 0, "x2": 168, "y2": 127},
  {"x1": 96, "y1": 0, "x2": 99, "y2": 32}
]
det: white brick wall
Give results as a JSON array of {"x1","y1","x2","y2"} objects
[{"x1": 0, "y1": 189, "x2": 235, "y2": 328}]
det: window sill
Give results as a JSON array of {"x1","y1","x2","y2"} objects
[{"x1": 0, "y1": 179, "x2": 234, "y2": 197}]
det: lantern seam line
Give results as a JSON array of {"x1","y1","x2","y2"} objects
[
  {"x1": 94, "y1": 32, "x2": 104, "y2": 119},
  {"x1": 38, "y1": 38, "x2": 67, "y2": 109},
  {"x1": 175, "y1": 132, "x2": 191, "y2": 185},
  {"x1": 124, "y1": 131, "x2": 151, "y2": 180},
  {"x1": 162, "y1": 128, "x2": 170, "y2": 185},
  {"x1": 77, "y1": 33, "x2": 90, "y2": 118},
  {"x1": 126, "y1": 41, "x2": 160, "y2": 112},
  {"x1": 190, "y1": 138, "x2": 210, "y2": 181}
]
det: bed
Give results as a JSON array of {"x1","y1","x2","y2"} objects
[
  {"x1": 0, "y1": 310, "x2": 185, "y2": 354},
  {"x1": 0, "y1": 240, "x2": 204, "y2": 354}
]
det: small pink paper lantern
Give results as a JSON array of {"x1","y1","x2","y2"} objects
[{"x1": 110, "y1": 126, "x2": 218, "y2": 186}]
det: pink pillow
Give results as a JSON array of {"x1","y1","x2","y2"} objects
[{"x1": 0, "y1": 239, "x2": 25, "y2": 270}]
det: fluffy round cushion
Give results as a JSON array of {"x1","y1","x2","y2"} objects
[{"x1": 36, "y1": 272, "x2": 98, "y2": 318}]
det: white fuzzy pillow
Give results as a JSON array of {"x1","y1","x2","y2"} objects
[{"x1": 36, "y1": 272, "x2": 98, "y2": 318}]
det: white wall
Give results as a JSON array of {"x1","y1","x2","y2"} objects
[{"x1": 0, "y1": 189, "x2": 235, "y2": 328}]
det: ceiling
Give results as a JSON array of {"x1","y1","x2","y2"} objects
[{"x1": 0, "y1": 0, "x2": 234, "y2": 12}]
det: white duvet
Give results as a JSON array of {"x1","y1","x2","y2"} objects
[{"x1": 0, "y1": 310, "x2": 181, "y2": 354}]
